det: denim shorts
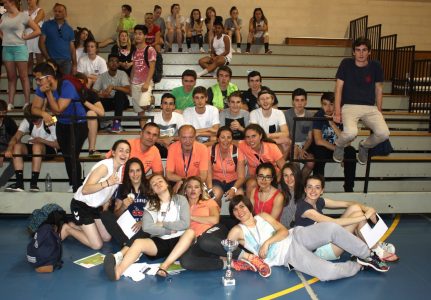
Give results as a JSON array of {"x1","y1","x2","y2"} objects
[
  {"x1": 314, "y1": 243, "x2": 340, "y2": 261},
  {"x1": 2, "y1": 45, "x2": 29, "y2": 61}
]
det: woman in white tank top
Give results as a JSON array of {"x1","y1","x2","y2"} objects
[{"x1": 25, "y1": 0, "x2": 45, "y2": 73}]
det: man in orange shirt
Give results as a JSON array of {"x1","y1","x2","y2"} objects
[
  {"x1": 166, "y1": 125, "x2": 209, "y2": 193},
  {"x1": 107, "y1": 122, "x2": 163, "y2": 176}
]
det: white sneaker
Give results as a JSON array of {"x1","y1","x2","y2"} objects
[
  {"x1": 22, "y1": 103, "x2": 30, "y2": 111},
  {"x1": 199, "y1": 47, "x2": 206, "y2": 53},
  {"x1": 67, "y1": 185, "x2": 73, "y2": 193},
  {"x1": 236, "y1": 48, "x2": 241, "y2": 53},
  {"x1": 7, "y1": 103, "x2": 14, "y2": 111},
  {"x1": 187, "y1": 48, "x2": 192, "y2": 53},
  {"x1": 114, "y1": 252, "x2": 124, "y2": 265}
]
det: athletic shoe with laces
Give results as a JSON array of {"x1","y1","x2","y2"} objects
[
  {"x1": 236, "y1": 48, "x2": 242, "y2": 53},
  {"x1": 356, "y1": 252, "x2": 389, "y2": 272},
  {"x1": 110, "y1": 121, "x2": 123, "y2": 133},
  {"x1": 333, "y1": 145, "x2": 344, "y2": 163},
  {"x1": 357, "y1": 141, "x2": 369, "y2": 165},
  {"x1": 247, "y1": 255, "x2": 272, "y2": 277},
  {"x1": 199, "y1": 47, "x2": 206, "y2": 53},
  {"x1": 5, "y1": 183, "x2": 24, "y2": 192},
  {"x1": 7, "y1": 103, "x2": 14, "y2": 111},
  {"x1": 378, "y1": 241, "x2": 396, "y2": 254},
  {"x1": 265, "y1": 49, "x2": 272, "y2": 54},
  {"x1": 29, "y1": 184, "x2": 40, "y2": 192},
  {"x1": 232, "y1": 259, "x2": 257, "y2": 272},
  {"x1": 373, "y1": 244, "x2": 399, "y2": 262}
]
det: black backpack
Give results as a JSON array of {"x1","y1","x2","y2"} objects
[
  {"x1": 144, "y1": 45, "x2": 163, "y2": 83},
  {"x1": 26, "y1": 224, "x2": 63, "y2": 272},
  {"x1": 210, "y1": 144, "x2": 239, "y2": 170}
]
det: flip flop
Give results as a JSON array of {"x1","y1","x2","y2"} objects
[{"x1": 156, "y1": 268, "x2": 172, "y2": 282}]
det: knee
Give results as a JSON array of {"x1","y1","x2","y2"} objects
[
  {"x1": 374, "y1": 129, "x2": 390, "y2": 143},
  {"x1": 167, "y1": 28, "x2": 174, "y2": 35},
  {"x1": 90, "y1": 241, "x2": 103, "y2": 250},
  {"x1": 87, "y1": 110, "x2": 96, "y2": 117},
  {"x1": 341, "y1": 129, "x2": 358, "y2": 141}
]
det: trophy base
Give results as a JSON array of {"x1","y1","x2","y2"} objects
[{"x1": 222, "y1": 277, "x2": 236, "y2": 286}]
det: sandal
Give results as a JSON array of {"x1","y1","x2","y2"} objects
[{"x1": 156, "y1": 268, "x2": 172, "y2": 282}]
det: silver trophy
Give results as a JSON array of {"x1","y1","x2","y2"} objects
[{"x1": 221, "y1": 239, "x2": 239, "y2": 286}]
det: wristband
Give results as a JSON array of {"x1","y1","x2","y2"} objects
[{"x1": 230, "y1": 186, "x2": 238, "y2": 193}]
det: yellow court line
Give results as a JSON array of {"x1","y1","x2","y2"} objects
[
  {"x1": 259, "y1": 214, "x2": 401, "y2": 300},
  {"x1": 257, "y1": 277, "x2": 320, "y2": 300}
]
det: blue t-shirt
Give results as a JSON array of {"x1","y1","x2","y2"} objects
[
  {"x1": 295, "y1": 197, "x2": 325, "y2": 227},
  {"x1": 41, "y1": 19, "x2": 74, "y2": 60},
  {"x1": 336, "y1": 58, "x2": 384, "y2": 106},
  {"x1": 312, "y1": 109, "x2": 343, "y2": 145},
  {"x1": 35, "y1": 80, "x2": 86, "y2": 124},
  {"x1": 116, "y1": 184, "x2": 148, "y2": 222}
]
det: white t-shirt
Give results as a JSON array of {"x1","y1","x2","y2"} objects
[
  {"x1": 166, "y1": 15, "x2": 186, "y2": 29},
  {"x1": 18, "y1": 119, "x2": 57, "y2": 142},
  {"x1": 183, "y1": 105, "x2": 220, "y2": 130},
  {"x1": 250, "y1": 108, "x2": 287, "y2": 134},
  {"x1": 77, "y1": 55, "x2": 108, "y2": 76},
  {"x1": 152, "y1": 111, "x2": 185, "y2": 137}
]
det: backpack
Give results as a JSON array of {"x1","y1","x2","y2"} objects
[
  {"x1": 28, "y1": 203, "x2": 66, "y2": 234},
  {"x1": 210, "y1": 144, "x2": 239, "y2": 170},
  {"x1": 143, "y1": 46, "x2": 163, "y2": 83},
  {"x1": 27, "y1": 224, "x2": 63, "y2": 272}
]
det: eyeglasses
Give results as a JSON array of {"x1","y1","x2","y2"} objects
[
  {"x1": 35, "y1": 75, "x2": 50, "y2": 84},
  {"x1": 257, "y1": 174, "x2": 273, "y2": 181}
]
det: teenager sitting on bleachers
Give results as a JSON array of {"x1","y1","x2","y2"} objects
[
  {"x1": 183, "y1": 86, "x2": 220, "y2": 144},
  {"x1": 204, "y1": 7, "x2": 219, "y2": 45},
  {"x1": 245, "y1": 8, "x2": 271, "y2": 54},
  {"x1": 224, "y1": 6, "x2": 242, "y2": 53},
  {"x1": 93, "y1": 53, "x2": 130, "y2": 133},
  {"x1": 77, "y1": 40, "x2": 107, "y2": 88},
  {"x1": 70, "y1": 140, "x2": 130, "y2": 250},
  {"x1": 166, "y1": 125, "x2": 209, "y2": 193},
  {"x1": 171, "y1": 69, "x2": 197, "y2": 112},
  {"x1": 74, "y1": 27, "x2": 94, "y2": 62},
  {"x1": 242, "y1": 71, "x2": 278, "y2": 111},
  {"x1": 106, "y1": 122, "x2": 163, "y2": 177},
  {"x1": 165, "y1": 3, "x2": 185, "y2": 52},
  {"x1": 152, "y1": 93, "x2": 185, "y2": 157},
  {"x1": 0, "y1": 100, "x2": 18, "y2": 187},
  {"x1": 153, "y1": 5, "x2": 166, "y2": 50},
  {"x1": 144, "y1": 12, "x2": 162, "y2": 52},
  {"x1": 117, "y1": 4, "x2": 136, "y2": 36},
  {"x1": 130, "y1": 25, "x2": 156, "y2": 128},
  {"x1": 238, "y1": 124, "x2": 285, "y2": 198},
  {"x1": 110, "y1": 30, "x2": 135, "y2": 76},
  {"x1": 219, "y1": 91, "x2": 249, "y2": 140},
  {"x1": 250, "y1": 89, "x2": 291, "y2": 159},
  {"x1": 25, "y1": 0, "x2": 45, "y2": 74},
  {"x1": 313, "y1": 92, "x2": 356, "y2": 192},
  {"x1": 284, "y1": 88, "x2": 314, "y2": 178},
  {"x1": 197, "y1": 20, "x2": 232, "y2": 77},
  {"x1": 185, "y1": 8, "x2": 205, "y2": 53},
  {"x1": 207, "y1": 66, "x2": 239, "y2": 110},
  {"x1": 4, "y1": 104, "x2": 59, "y2": 192}
]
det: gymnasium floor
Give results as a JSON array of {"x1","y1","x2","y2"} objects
[{"x1": 1, "y1": 214, "x2": 430, "y2": 300}]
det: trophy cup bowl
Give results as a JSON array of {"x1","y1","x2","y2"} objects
[{"x1": 221, "y1": 239, "x2": 239, "y2": 286}]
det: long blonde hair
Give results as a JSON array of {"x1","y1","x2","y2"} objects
[
  {"x1": 181, "y1": 176, "x2": 210, "y2": 204},
  {"x1": 117, "y1": 30, "x2": 132, "y2": 50}
]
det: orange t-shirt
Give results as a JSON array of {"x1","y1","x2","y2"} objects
[
  {"x1": 208, "y1": 144, "x2": 245, "y2": 183},
  {"x1": 190, "y1": 199, "x2": 220, "y2": 236},
  {"x1": 106, "y1": 138, "x2": 163, "y2": 175},
  {"x1": 166, "y1": 141, "x2": 209, "y2": 178},
  {"x1": 238, "y1": 141, "x2": 283, "y2": 176}
]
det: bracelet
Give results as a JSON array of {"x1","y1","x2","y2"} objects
[{"x1": 230, "y1": 186, "x2": 238, "y2": 193}]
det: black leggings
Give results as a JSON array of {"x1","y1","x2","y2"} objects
[
  {"x1": 180, "y1": 223, "x2": 242, "y2": 271},
  {"x1": 56, "y1": 122, "x2": 88, "y2": 192},
  {"x1": 100, "y1": 91, "x2": 129, "y2": 119}
]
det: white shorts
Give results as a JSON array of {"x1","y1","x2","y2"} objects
[{"x1": 131, "y1": 83, "x2": 153, "y2": 113}]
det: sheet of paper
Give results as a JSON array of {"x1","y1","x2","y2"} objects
[
  {"x1": 359, "y1": 213, "x2": 389, "y2": 248},
  {"x1": 117, "y1": 210, "x2": 137, "y2": 239},
  {"x1": 123, "y1": 263, "x2": 149, "y2": 282},
  {"x1": 73, "y1": 252, "x2": 105, "y2": 268}
]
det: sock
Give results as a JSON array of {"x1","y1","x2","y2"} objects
[
  {"x1": 31, "y1": 171, "x2": 40, "y2": 186},
  {"x1": 264, "y1": 43, "x2": 269, "y2": 52},
  {"x1": 186, "y1": 37, "x2": 192, "y2": 49},
  {"x1": 237, "y1": 43, "x2": 241, "y2": 48},
  {"x1": 197, "y1": 35, "x2": 204, "y2": 48},
  {"x1": 15, "y1": 170, "x2": 24, "y2": 186},
  {"x1": 197, "y1": 69, "x2": 209, "y2": 77},
  {"x1": 246, "y1": 43, "x2": 251, "y2": 52},
  {"x1": 114, "y1": 251, "x2": 124, "y2": 263}
]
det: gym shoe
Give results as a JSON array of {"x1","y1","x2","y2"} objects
[
  {"x1": 5, "y1": 183, "x2": 24, "y2": 192},
  {"x1": 187, "y1": 48, "x2": 192, "y2": 53},
  {"x1": 88, "y1": 150, "x2": 102, "y2": 157},
  {"x1": 236, "y1": 48, "x2": 241, "y2": 53},
  {"x1": 377, "y1": 242, "x2": 396, "y2": 254},
  {"x1": 110, "y1": 121, "x2": 123, "y2": 133},
  {"x1": 104, "y1": 254, "x2": 117, "y2": 281},
  {"x1": 356, "y1": 252, "x2": 389, "y2": 272},
  {"x1": 232, "y1": 259, "x2": 257, "y2": 272},
  {"x1": 7, "y1": 103, "x2": 14, "y2": 111},
  {"x1": 247, "y1": 255, "x2": 272, "y2": 277},
  {"x1": 67, "y1": 185, "x2": 73, "y2": 193},
  {"x1": 22, "y1": 103, "x2": 30, "y2": 111},
  {"x1": 357, "y1": 141, "x2": 369, "y2": 165},
  {"x1": 373, "y1": 244, "x2": 399, "y2": 262},
  {"x1": 29, "y1": 184, "x2": 40, "y2": 192},
  {"x1": 265, "y1": 49, "x2": 272, "y2": 54},
  {"x1": 178, "y1": 48, "x2": 183, "y2": 53},
  {"x1": 333, "y1": 145, "x2": 344, "y2": 163},
  {"x1": 199, "y1": 47, "x2": 206, "y2": 53}
]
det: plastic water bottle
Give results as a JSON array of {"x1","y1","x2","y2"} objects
[{"x1": 45, "y1": 173, "x2": 52, "y2": 192}]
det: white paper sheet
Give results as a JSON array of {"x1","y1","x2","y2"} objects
[
  {"x1": 116, "y1": 210, "x2": 137, "y2": 239},
  {"x1": 359, "y1": 213, "x2": 388, "y2": 248}
]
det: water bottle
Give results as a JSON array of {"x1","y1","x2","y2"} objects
[{"x1": 45, "y1": 173, "x2": 52, "y2": 192}]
